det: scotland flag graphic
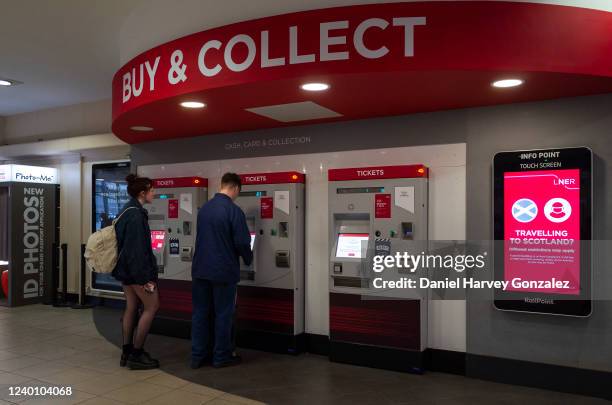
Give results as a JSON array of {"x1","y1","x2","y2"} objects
[{"x1": 512, "y1": 198, "x2": 538, "y2": 223}]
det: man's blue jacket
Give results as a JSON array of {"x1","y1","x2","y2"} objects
[{"x1": 192, "y1": 193, "x2": 253, "y2": 284}]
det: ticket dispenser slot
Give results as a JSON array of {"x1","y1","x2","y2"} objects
[
  {"x1": 275, "y1": 250, "x2": 290, "y2": 267},
  {"x1": 180, "y1": 246, "x2": 193, "y2": 261}
]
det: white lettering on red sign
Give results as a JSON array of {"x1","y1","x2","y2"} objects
[
  {"x1": 123, "y1": 57, "x2": 160, "y2": 103},
  {"x1": 244, "y1": 176, "x2": 267, "y2": 183},
  {"x1": 357, "y1": 169, "x2": 385, "y2": 177},
  {"x1": 121, "y1": 17, "x2": 427, "y2": 103},
  {"x1": 156, "y1": 180, "x2": 174, "y2": 186},
  {"x1": 554, "y1": 178, "x2": 576, "y2": 186}
]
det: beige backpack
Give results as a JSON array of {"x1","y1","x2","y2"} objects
[{"x1": 84, "y1": 207, "x2": 137, "y2": 273}]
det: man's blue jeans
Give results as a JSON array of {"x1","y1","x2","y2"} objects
[{"x1": 191, "y1": 278, "x2": 237, "y2": 365}]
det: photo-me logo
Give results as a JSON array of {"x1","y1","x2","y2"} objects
[
  {"x1": 512, "y1": 198, "x2": 538, "y2": 223},
  {"x1": 357, "y1": 169, "x2": 384, "y2": 177},
  {"x1": 1, "y1": 165, "x2": 58, "y2": 184},
  {"x1": 15, "y1": 172, "x2": 54, "y2": 183}
]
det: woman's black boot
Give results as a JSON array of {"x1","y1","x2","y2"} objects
[
  {"x1": 120, "y1": 344, "x2": 133, "y2": 367},
  {"x1": 127, "y1": 348, "x2": 159, "y2": 370}
]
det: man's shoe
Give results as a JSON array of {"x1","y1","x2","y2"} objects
[
  {"x1": 213, "y1": 355, "x2": 242, "y2": 369},
  {"x1": 190, "y1": 357, "x2": 211, "y2": 369},
  {"x1": 127, "y1": 350, "x2": 160, "y2": 370}
]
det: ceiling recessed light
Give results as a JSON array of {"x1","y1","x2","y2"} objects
[
  {"x1": 492, "y1": 79, "x2": 524, "y2": 88},
  {"x1": 130, "y1": 126, "x2": 154, "y2": 132},
  {"x1": 300, "y1": 83, "x2": 329, "y2": 92},
  {"x1": 0, "y1": 79, "x2": 13, "y2": 86},
  {"x1": 180, "y1": 101, "x2": 206, "y2": 108}
]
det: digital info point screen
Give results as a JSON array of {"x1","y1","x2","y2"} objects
[
  {"x1": 493, "y1": 147, "x2": 592, "y2": 317},
  {"x1": 504, "y1": 169, "x2": 581, "y2": 295},
  {"x1": 336, "y1": 233, "x2": 369, "y2": 259}
]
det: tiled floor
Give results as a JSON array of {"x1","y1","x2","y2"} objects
[
  {"x1": 0, "y1": 304, "x2": 261, "y2": 405},
  {"x1": 0, "y1": 304, "x2": 607, "y2": 405}
]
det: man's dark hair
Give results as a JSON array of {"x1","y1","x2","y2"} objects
[{"x1": 221, "y1": 172, "x2": 241, "y2": 190}]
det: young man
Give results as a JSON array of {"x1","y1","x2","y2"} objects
[{"x1": 191, "y1": 172, "x2": 253, "y2": 368}]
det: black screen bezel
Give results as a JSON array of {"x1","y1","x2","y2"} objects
[
  {"x1": 493, "y1": 147, "x2": 592, "y2": 317},
  {"x1": 91, "y1": 161, "x2": 131, "y2": 293}
]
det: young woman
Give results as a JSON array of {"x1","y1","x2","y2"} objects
[{"x1": 112, "y1": 174, "x2": 160, "y2": 370}]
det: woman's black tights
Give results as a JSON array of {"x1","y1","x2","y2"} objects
[{"x1": 122, "y1": 284, "x2": 160, "y2": 349}]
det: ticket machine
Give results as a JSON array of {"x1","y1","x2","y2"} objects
[
  {"x1": 145, "y1": 177, "x2": 207, "y2": 324},
  {"x1": 328, "y1": 165, "x2": 428, "y2": 372},
  {"x1": 235, "y1": 171, "x2": 305, "y2": 353}
]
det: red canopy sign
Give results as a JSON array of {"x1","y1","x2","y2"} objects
[{"x1": 112, "y1": 2, "x2": 612, "y2": 143}]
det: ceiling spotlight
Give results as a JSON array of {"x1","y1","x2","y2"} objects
[
  {"x1": 301, "y1": 83, "x2": 329, "y2": 91},
  {"x1": 492, "y1": 79, "x2": 524, "y2": 88},
  {"x1": 130, "y1": 126, "x2": 154, "y2": 132},
  {"x1": 0, "y1": 79, "x2": 13, "y2": 86},
  {"x1": 180, "y1": 101, "x2": 206, "y2": 108}
]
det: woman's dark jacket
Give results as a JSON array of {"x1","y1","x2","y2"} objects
[{"x1": 111, "y1": 198, "x2": 158, "y2": 285}]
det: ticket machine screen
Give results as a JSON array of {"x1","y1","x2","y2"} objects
[
  {"x1": 336, "y1": 233, "x2": 369, "y2": 258},
  {"x1": 250, "y1": 232, "x2": 256, "y2": 251},
  {"x1": 151, "y1": 230, "x2": 166, "y2": 251}
]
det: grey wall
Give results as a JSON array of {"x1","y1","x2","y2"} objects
[
  {"x1": 0, "y1": 116, "x2": 5, "y2": 145},
  {"x1": 132, "y1": 93, "x2": 612, "y2": 372},
  {"x1": 465, "y1": 95, "x2": 612, "y2": 373},
  {"x1": 4, "y1": 99, "x2": 111, "y2": 145},
  {"x1": 132, "y1": 109, "x2": 466, "y2": 165}
]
